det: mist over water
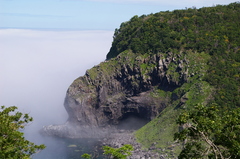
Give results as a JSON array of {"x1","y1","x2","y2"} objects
[{"x1": 0, "y1": 29, "x2": 113, "y2": 158}]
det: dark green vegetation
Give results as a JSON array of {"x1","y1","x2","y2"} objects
[
  {"x1": 0, "y1": 106, "x2": 45, "y2": 159},
  {"x1": 175, "y1": 104, "x2": 240, "y2": 158},
  {"x1": 81, "y1": 145, "x2": 133, "y2": 159},
  {"x1": 103, "y1": 144, "x2": 133, "y2": 159},
  {"x1": 106, "y1": 2, "x2": 240, "y2": 158},
  {"x1": 107, "y1": 2, "x2": 240, "y2": 108}
]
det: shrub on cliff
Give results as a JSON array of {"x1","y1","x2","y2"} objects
[
  {"x1": 175, "y1": 104, "x2": 240, "y2": 158},
  {"x1": 103, "y1": 144, "x2": 134, "y2": 159},
  {"x1": 81, "y1": 144, "x2": 133, "y2": 159},
  {"x1": 0, "y1": 106, "x2": 45, "y2": 159}
]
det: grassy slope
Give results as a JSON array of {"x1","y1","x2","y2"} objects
[{"x1": 135, "y1": 80, "x2": 213, "y2": 157}]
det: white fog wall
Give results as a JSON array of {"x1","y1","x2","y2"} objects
[{"x1": 0, "y1": 29, "x2": 113, "y2": 127}]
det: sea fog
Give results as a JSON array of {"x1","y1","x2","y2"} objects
[{"x1": 0, "y1": 29, "x2": 113, "y2": 158}]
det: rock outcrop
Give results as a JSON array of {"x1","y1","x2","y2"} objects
[{"x1": 42, "y1": 50, "x2": 206, "y2": 138}]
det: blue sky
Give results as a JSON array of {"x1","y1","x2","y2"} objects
[{"x1": 0, "y1": 0, "x2": 236, "y2": 30}]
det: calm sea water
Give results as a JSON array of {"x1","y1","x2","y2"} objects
[
  {"x1": 23, "y1": 117, "x2": 104, "y2": 159},
  {"x1": 32, "y1": 136, "x2": 103, "y2": 159}
]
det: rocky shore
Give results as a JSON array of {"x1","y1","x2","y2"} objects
[{"x1": 41, "y1": 123, "x2": 171, "y2": 158}]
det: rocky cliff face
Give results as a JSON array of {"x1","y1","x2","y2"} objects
[{"x1": 42, "y1": 50, "x2": 207, "y2": 138}]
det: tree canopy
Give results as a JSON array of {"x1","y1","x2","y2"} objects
[
  {"x1": 107, "y1": 2, "x2": 240, "y2": 109},
  {"x1": 103, "y1": 144, "x2": 133, "y2": 159},
  {"x1": 175, "y1": 104, "x2": 240, "y2": 158},
  {"x1": 0, "y1": 106, "x2": 45, "y2": 159}
]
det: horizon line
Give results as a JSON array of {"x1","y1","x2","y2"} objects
[{"x1": 0, "y1": 27, "x2": 115, "y2": 31}]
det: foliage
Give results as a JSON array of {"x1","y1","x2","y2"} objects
[
  {"x1": 0, "y1": 106, "x2": 45, "y2": 159},
  {"x1": 81, "y1": 153, "x2": 92, "y2": 159},
  {"x1": 135, "y1": 78, "x2": 213, "y2": 157},
  {"x1": 107, "y1": 2, "x2": 240, "y2": 60},
  {"x1": 107, "y1": 2, "x2": 240, "y2": 108},
  {"x1": 103, "y1": 144, "x2": 133, "y2": 159},
  {"x1": 174, "y1": 104, "x2": 240, "y2": 158}
]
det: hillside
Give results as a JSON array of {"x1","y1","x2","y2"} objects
[
  {"x1": 43, "y1": 2, "x2": 240, "y2": 158},
  {"x1": 107, "y1": 2, "x2": 240, "y2": 108}
]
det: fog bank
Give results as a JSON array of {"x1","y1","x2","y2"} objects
[{"x1": 0, "y1": 29, "x2": 113, "y2": 157}]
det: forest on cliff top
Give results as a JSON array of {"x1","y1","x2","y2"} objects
[
  {"x1": 105, "y1": 2, "x2": 240, "y2": 158},
  {"x1": 107, "y1": 2, "x2": 240, "y2": 109}
]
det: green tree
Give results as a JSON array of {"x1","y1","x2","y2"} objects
[
  {"x1": 174, "y1": 104, "x2": 240, "y2": 158},
  {"x1": 103, "y1": 144, "x2": 134, "y2": 159},
  {"x1": 0, "y1": 106, "x2": 45, "y2": 159},
  {"x1": 81, "y1": 153, "x2": 91, "y2": 159}
]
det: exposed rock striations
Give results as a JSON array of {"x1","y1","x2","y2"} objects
[{"x1": 42, "y1": 50, "x2": 208, "y2": 138}]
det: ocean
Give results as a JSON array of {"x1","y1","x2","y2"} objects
[{"x1": 31, "y1": 135, "x2": 103, "y2": 159}]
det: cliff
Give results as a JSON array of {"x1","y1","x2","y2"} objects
[
  {"x1": 43, "y1": 2, "x2": 240, "y2": 157},
  {"x1": 43, "y1": 49, "x2": 209, "y2": 138}
]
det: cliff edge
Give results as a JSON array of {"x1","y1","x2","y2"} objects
[{"x1": 42, "y1": 49, "x2": 208, "y2": 138}]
